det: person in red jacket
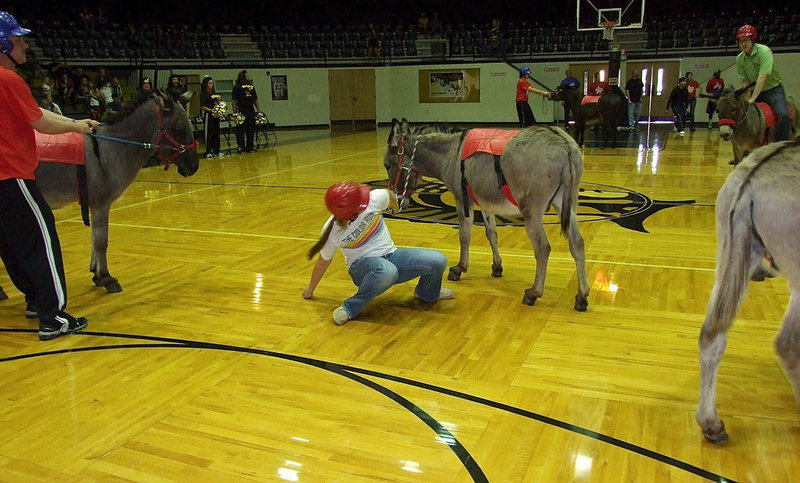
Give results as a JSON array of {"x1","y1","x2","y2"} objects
[
  {"x1": 588, "y1": 72, "x2": 611, "y2": 96},
  {"x1": 705, "y1": 69, "x2": 725, "y2": 129},
  {"x1": 0, "y1": 11, "x2": 99, "y2": 340}
]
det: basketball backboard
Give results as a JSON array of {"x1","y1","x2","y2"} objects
[{"x1": 576, "y1": 0, "x2": 645, "y2": 31}]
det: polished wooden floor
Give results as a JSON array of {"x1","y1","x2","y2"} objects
[{"x1": 0, "y1": 124, "x2": 797, "y2": 482}]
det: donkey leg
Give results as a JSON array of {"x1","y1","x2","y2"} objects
[
  {"x1": 696, "y1": 317, "x2": 730, "y2": 443},
  {"x1": 483, "y1": 214, "x2": 503, "y2": 277},
  {"x1": 448, "y1": 206, "x2": 472, "y2": 281},
  {"x1": 775, "y1": 291, "x2": 800, "y2": 409},
  {"x1": 521, "y1": 214, "x2": 550, "y2": 306},
  {"x1": 566, "y1": 211, "x2": 590, "y2": 311},
  {"x1": 90, "y1": 205, "x2": 122, "y2": 293}
]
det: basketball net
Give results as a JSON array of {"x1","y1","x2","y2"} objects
[{"x1": 601, "y1": 21, "x2": 617, "y2": 41}]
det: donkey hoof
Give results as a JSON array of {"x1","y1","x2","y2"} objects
[
  {"x1": 104, "y1": 281, "x2": 123, "y2": 293},
  {"x1": 522, "y1": 289, "x2": 538, "y2": 306},
  {"x1": 491, "y1": 263, "x2": 503, "y2": 278},
  {"x1": 702, "y1": 421, "x2": 729, "y2": 444},
  {"x1": 574, "y1": 295, "x2": 589, "y2": 312},
  {"x1": 92, "y1": 276, "x2": 104, "y2": 287},
  {"x1": 447, "y1": 267, "x2": 462, "y2": 281},
  {"x1": 0, "y1": 288, "x2": 8, "y2": 302}
]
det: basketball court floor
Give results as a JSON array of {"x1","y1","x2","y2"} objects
[{"x1": 0, "y1": 124, "x2": 796, "y2": 481}]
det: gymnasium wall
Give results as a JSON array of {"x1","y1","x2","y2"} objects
[{"x1": 173, "y1": 52, "x2": 800, "y2": 127}]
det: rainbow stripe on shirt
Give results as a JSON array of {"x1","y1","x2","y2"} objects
[{"x1": 341, "y1": 213, "x2": 384, "y2": 249}]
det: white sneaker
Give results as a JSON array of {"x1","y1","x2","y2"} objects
[
  {"x1": 205, "y1": 153, "x2": 214, "y2": 159},
  {"x1": 415, "y1": 287, "x2": 455, "y2": 301},
  {"x1": 217, "y1": 152, "x2": 225, "y2": 158},
  {"x1": 333, "y1": 306, "x2": 351, "y2": 326},
  {"x1": 678, "y1": 131, "x2": 685, "y2": 135}
]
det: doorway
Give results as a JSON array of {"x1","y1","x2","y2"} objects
[{"x1": 328, "y1": 69, "x2": 376, "y2": 130}]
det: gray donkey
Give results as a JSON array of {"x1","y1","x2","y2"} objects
[
  {"x1": 697, "y1": 140, "x2": 800, "y2": 443},
  {"x1": 384, "y1": 118, "x2": 590, "y2": 311},
  {"x1": 0, "y1": 90, "x2": 199, "y2": 299}
]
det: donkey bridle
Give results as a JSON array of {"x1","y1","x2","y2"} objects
[
  {"x1": 388, "y1": 136, "x2": 421, "y2": 198},
  {"x1": 154, "y1": 103, "x2": 199, "y2": 170}
]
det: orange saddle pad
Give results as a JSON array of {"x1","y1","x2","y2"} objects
[
  {"x1": 35, "y1": 131, "x2": 85, "y2": 165},
  {"x1": 461, "y1": 129, "x2": 522, "y2": 160}
]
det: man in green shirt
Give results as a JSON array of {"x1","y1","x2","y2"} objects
[{"x1": 735, "y1": 24, "x2": 789, "y2": 141}]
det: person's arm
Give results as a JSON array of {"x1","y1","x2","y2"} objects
[
  {"x1": 386, "y1": 189, "x2": 399, "y2": 212},
  {"x1": 748, "y1": 74, "x2": 768, "y2": 104},
  {"x1": 524, "y1": 81, "x2": 548, "y2": 97},
  {"x1": 30, "y1": 108, "x2": 99, "y2": 135},
  {"x1": 302, "y1": 255, "x2": 333, "y2": 299}
]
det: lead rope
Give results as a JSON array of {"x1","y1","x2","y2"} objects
[{"x1": 399, "y1": 136, "x2": 420, "y2": 208}]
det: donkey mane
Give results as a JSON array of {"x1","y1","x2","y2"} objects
[{"x1": 106, "y1": 90, "x2": 169, "y2": 125}]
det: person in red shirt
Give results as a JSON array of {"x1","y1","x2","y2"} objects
[
  {"x1": 705, "y1": 69, "x2": 725, "y2": 129},
  {"x1": 588, "y1": 72, "x2": 611, "y2": 96},
  {"x1": 515, "y1": 66, "x2": 548, "y2": 127},
  {"x1": 685, "y1": 71, "x2": 701, "y2": 131},
  {"x1": 0, "y1": 11, "x2": 99, "y2": 340}
]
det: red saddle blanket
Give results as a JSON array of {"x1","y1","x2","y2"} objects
[
  {"x1": 757, "y1": 102, "x2": 794, "y2": 128},
  {"x1": 581, "y1": 95, "x2": 601, "y2": 105},
  {"x1": 35, "y1": 131, "x2": 85, "y2": 165},
  {"x1": 461, "y1": 129, "x2": 522, "y2": 160}
]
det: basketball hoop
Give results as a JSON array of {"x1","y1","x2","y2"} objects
[{"x1": 601, "y1": 21, "x2": 617, "y2": 41}]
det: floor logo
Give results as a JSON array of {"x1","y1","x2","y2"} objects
[{"x1": 367, "y1": 179, "x2": 694, "y2": 233}]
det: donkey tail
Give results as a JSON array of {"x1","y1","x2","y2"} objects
[
  {"x1": 557, "y1": 130, "x2": 584, "y2": 236},
  {"x1": 705, "y1": 173, "x2": 755, "y2": 331}
]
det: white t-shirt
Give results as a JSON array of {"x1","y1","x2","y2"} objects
[{"x1": 319, "y1": 189, "x2": 396, "y2": 268}]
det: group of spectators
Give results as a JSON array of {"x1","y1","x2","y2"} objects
[{"x1": 36, "y1": 61, "x2": 123, "y2": 120}]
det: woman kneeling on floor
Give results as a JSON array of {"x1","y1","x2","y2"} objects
[{"x1": 303, "y1": 182, "x2": 454, "y2": 325}]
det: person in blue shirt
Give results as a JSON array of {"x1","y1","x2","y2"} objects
[{"x1": 559, "y1": 69, "x2": 580, "y2": 127}]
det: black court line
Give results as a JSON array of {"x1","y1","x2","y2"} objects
[{"x1": 0, "y1": 329, "x2": 734, "y2": 482}]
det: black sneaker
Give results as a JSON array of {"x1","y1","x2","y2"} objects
[
  {"x1": 39, "y1": 312, "x2": 88, "y2": 341},
  {"x1": 25, "y1": 302, "x2": 38, "y2": 319}
]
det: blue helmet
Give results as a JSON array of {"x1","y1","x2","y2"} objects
[
  {"x1": 0, "y1": 11, "x2": 31, "y2": 54},
  {"x1": 519, "y1": 66, "x2": 531, "y2": 77}
]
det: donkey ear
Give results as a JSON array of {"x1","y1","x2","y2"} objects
[
  {"x1": 389, "y1": 118, "x2": 401, "y2": 146},
  {"x1": 180, "y1": 91, "x2": 194, "y2": 103},
  {"x1": 400, "y1": 118, "x2": 410, "y2": 135}
]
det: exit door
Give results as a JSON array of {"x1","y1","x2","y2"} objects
[
  {"x1": 328, "y1": 69, "x2": 376, "y2": 125},
  {"x1": 624, "y1": 61, "x2": 681, "y2": 121}
]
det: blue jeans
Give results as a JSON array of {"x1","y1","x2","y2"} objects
[
  {"x1": 343, "y1": 247, "x2": 447, "y2": 317},
  {"x1": 756, "y1": 84, "x2": 790, "y2": 141},
  {"x1": 628, "y1": 101, "x2": 642, "y2": 127}
]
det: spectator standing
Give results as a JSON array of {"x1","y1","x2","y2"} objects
[
  {"x1": 588, "y1": 72, "x2": 610, "y2": 95},
  {"x1": 705, "y1": 69, "x2": 725, "y2": 129},
  {"x1": 109, "y1": 76, "x2": 123, "y2": 109},
  {"x1": 231, "y1": 70, "x2": 259, "y2": 154},
  {"x1": 0, "y1": 11, "x2": 98, "y2": 340},
  {"x1": 559, "y1": 69, "x2": 580, "y2": 127},
  {"x1": 666, "y1": 76, "x2": 689, "y2": 135},
  {"x1": 165, "y1": 74, "x2": 188, "y2": 109},
  {"x1": 200, "y1": 76, "x2": 222, "y2": 158},
  {"x1": 685, "y1": 72, "x2": 700, "y2": 132},
  {"x1": 625, "y1": 70, "x2": 644, "y2": 130}
]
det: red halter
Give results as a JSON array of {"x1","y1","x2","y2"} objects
[{"x1": 154, "y1": 104, "x2": 199, "y2": 171}]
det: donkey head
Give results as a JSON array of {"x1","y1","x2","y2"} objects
[
  {"x1": 384, "y1": 118, "x2": 419, "y2": 210},
  {"x1": 154, "y1": 90, "x2": 200, "y2": 177},
  {"x1": 716, "y1": 86, "x2": 751, "y2": 141},
  {"x1": 547, "y1": 84, "x2": 570, "y2": 102}
]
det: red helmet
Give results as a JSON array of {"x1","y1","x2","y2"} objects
[
  {"x1": 735, "y1": 25, "x2": 757, "y2": 42},
  {"x1": 324, "y1": 182, "x2": 371, "y2": 220}
]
